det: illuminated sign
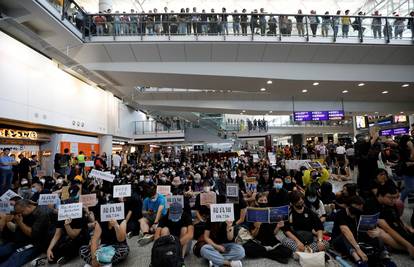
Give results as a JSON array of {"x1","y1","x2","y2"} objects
[
  {"x1": 0, "y1": 129, "x2": 38, "y2": 140},
  {"x1": 293, "y1": 110, "x2": 344, "y2": 121},
  {"x1": 379, "y1": 127, "x2": 409, "y2": 136}
]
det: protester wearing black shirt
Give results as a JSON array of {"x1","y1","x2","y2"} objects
[
  {"x1": 268, "y1": 177, "x2": 290, "y2": 207},
  {"x1": 17, "y1": 154, "x2": 30, "y2": 180}
]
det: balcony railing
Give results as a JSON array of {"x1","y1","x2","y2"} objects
[
  {"x1": 134, "y1": 120, "x2": 186, "y2": 135},
  {"x1": 52, "y1": 0, "x2": 414, "y2": 44}
]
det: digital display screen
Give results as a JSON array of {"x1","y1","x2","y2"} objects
[
  {"x1": 379, "y1": 127, "x2": 409, "y2": 136},
  {"x1": 293, "y1": 110, "x2": 344, "y2": 121},
  {"x1": 356, "y1": 116, "x2": 367, "y2": 129},
  {"x1": 394, "y1": 115, "x2": 407, "y2": 123}
]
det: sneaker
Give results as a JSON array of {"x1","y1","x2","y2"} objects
[
  {"x1": 137, "y1": 234, "x2": 154, "y2": 246},
  {"x1": 30, "y1": 257, "x2": 46, "y2": 266},
  {"x1": 57, "y1": 256, "x2": 66, "y2": 265},
  {"x1": 230, "y1": 260, "x2": 243, "y2": 267}
]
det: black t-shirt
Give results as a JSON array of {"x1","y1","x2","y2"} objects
[
  {"x1": 249, "y1": 222, "x2": 279, "y2": 246},
  {"x1": 332, "y1": 209, "x2": 358, "y2": 239},
  {"x1": 100, "y1": 221, "x2": 124, "y2": 244},
  {"x1": 379, "y1": 205, "x2": 407, "y2": 236},
  {"x1": 268, "y1": 189, "x2": 290, "y2": 208},
  {"x1": 205, "y1": 221, "x2": 232, "y2": 244},
  {"x1": 158, "y1": 212, "x2": 192, "y2": 237},
  {"x1": 56, "y1": 214, "x2": 89, "y2": 244},
  {"x1": 18, "y1": 157, "x2": 31, "y2": 174},
  {"x1": 284, "y1": 207, "x2": 323, "y2": 233},
  {"x1": 125, "y1": 193, "x2": 143, "y2": 221}
]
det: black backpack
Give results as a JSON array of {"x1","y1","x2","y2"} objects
[{"x1": 150, "y1": 235, "x2": 183, "y2": 267}]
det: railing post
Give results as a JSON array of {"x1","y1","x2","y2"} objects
[
  {"x1": 385, "y1": 18, "x2": 390, "y2": 43},
  {"x1": 358, "y1": 16, "x2": 363, "y2": 43},
  {"x1": 305, "y1": 16, "x2": 309, "y2": 41},
  {"x1": 278, "y1": 16, "x2": 282, "y2": 41}
]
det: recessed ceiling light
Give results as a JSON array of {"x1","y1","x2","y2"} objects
[
  {"x1": 302, "y1": 89, "x2": 308, "y2": 93},
  {"x1": 269, "y1": 111, "x2": 273, "y2": 113},
  {"x1": 260, "y1": 88, "x2": 266, "y2": 92},
  {"x1": 313, "y1": 82, "x2": 319, "y2": 86},
  {"x1": 402, "y1": 84, "x2": 409, "y2": 87},
  {"x1": 342, "y1": 90, "x2": 348, "y2": 93},
  {"x1": 382, "y1": 91, "x2": 388, "y2": 94},
  {"x1": 364, "y1": 114, "x2": 368, "y2": 116},
  {"x1": 375, "y1": 111, "x2": 379, "y2": 114},
  {"x1": 267, "y1": 80, "x2": 272, "y2": 84},
  {"x1": 242, "y1": 110, "x2": 246, "y2": 113},
  {"x1": 358, "y1": 83, "x2": 365, "y2": 87},
  {"x1": 227, "y1": 90, "x2": 231, "y2": 92},
  {"x1": 400, "y1": 111, "x2": 404, "y2": 114},
  {"x1": 240, "y1": 112, "x2": 243, "y2": 115}
]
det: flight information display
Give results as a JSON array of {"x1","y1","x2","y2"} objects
[
  {"x1": 293, "y1": 110, "x2": 344, "y2": 121},
  {"x1": 379, "y1": 127, "x2": 409, "y2": 136}
]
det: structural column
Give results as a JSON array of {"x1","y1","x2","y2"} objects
[{"x1": 99, "y1": 135, "x2": 112, "y2": 168}]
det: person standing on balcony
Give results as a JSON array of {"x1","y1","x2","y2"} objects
[
  {"x1": 104, "y1": 9, "x2": 112, "y2": 35},
  {"x1": 241, "y1": 9, "x2": 248, "y2": 36},
  {"x1": 130, "y1": 9, "x2": 138, "y2": 35},
  {"x1": 332, "y1": 10, "x2": 341, "y2": 39},
  {"x1": 185, "y1": 7, "x2": 191, "y2": 34},
  {"x1": 114, "y1": 10, "x2": 121, "y2": 35},
  {"x1": 408, "y1": 11, "x2": 414, "y2": 39},
  {"x1": 146, "y1": 10, "x2": 154, "y2": 35},
  {"x1": 170, "y1": 10, "x2": 178, "y2": 35},
  {"x1": 178, "y1": 8, "x2": 187, "y2": 35},
  {"x1": 220, "y1": 8, "x2": 229, "y2": 35},
  {"x1": 251, "y1": 9, "x2": 259, "y2": 34},
  {"x1": 295, "y1": 9, "x2": 304, "y2": 37},
  {"x1": 192, "y1": 7, "x2": 199, "y2": 34},
  {"x1": 393, "y1": 15, "x2": 405, "y2": 39},
  {"x1": 121, "y1": 11, "x2": 130, "y2": 35},
  {"x1": 268, "y1": 15, "x2": 277, "y2": 36},
  {"x1": 162, "y1": 7, "x2": 169, "y2": 35},
  {"x1": 209, "y1": 9, "x2": 218, "y2": 35},
  {"x1": 153, "y1": 8, "x2": 162, "y2": 35},
  {"x1": 232, "y1": 10, "x2": 241, "y2": 35},
  {"x1": 93, "y1": 12, "x2": 106, "y2": 36},
  {"x1": 371, "y1": 10, "x2": 382, "y2": 38},
  {"x1": 200, "y1": 9, "x2": 208, "y2": 35},
  {"x1": 321, "y1": 11, "x2": 331, "y2": 37},
  {"x1": 308, "y1": 10, "x2": 319, "y2": 37},
  {"x1": 259, "y1": 8, "x2": 267, "y2": 36},
  {"x1": 342, "y1": 9, "x2": 351, "y2": 38}
]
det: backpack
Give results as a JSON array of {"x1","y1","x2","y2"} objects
[{"x1": 150, "y1": 235, "x2": 183, "y2": 267}]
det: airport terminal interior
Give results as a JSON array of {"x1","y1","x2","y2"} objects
[{"x1": 0, "y1": 0, "x2": 414, "y2": 266}]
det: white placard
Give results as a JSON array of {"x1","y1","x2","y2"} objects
[
  {"x1": 89, "y1": 169, "x2": 115, "y2": 183},
  {"x1": 166, "y1": 195, "x2": 184, "y2": 208},
  {"x1": 210, "y1": 203, "x2": 234, "y2": 222},
  {"x1": 285, "y1": 160, "x2": 311, "y2": 170},
  {"x1": 38, "y1": 194, "x2": 59, "y2": 206},
  {"x1": 113, "y1": 184, "x2": 131, "y2": 198},
  {"x1": 100, "y1": 203, "x2": 125, "y2": 222},
  {"x1": 268, "y1": 152, "x2": 276, "y2": 165},
  {"x1": 58, "y1": 203, "x2": 83, "y2": 221},
  {"x1": 80, "y1": 194, "x2": 97, "y2": 207},
  {"x1": 0, "y1": 190, "x2": 20, "y2": 201},
  {"x1": 0, "y1": 201, "x2": 11, "y2": 213},
  {"x1": 252, "y1": 154, "x2": 259, "y2": 163},
  {"x1": 156, "y1": 185, "x2": 171, "y2": 196},
  {"x1": 85, "y1": 161, "x2": 94, "y2": 167}
]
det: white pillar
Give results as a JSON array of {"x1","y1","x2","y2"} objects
[
  {"x1": 99, "y1": 0, "x2": 113, "y2": 12},
  {"x1": 99, "y1": 135, "x2": 112, "y2": 167}
]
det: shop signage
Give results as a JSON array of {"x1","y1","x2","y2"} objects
[{"x1": 0, "y1": 129, "x2": 38, "y2": 140}]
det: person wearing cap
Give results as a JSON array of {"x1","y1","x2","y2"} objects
[
  {"x1": 154, "y1": 202, "x2": 194, "y2": 258},
  {"x1": 0, "y1": 148, "x2": 17, "y2": 195}
]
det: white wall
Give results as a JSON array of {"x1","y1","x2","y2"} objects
[{"x1": 0, "y1": 31, "x2": 144, "y2": 138}]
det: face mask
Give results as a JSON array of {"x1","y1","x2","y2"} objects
[
  {"x1": 204, "y1": 186, "x2": 210, "y2": 193},
  {"x1": 258, "y1": 202, "x2": 268, "y2": 208},
  {"x1": 151, "y1": 194, "x2": 158, "y2": 202},
  {"x1": 284, "y1": 179, "x2": 291, "y2": 184},
  {"x1": 213, "y1": 173, "x2": 218, "y2": 179},
  {"x1": 57, "y1": 178, "x2": 63, "y2": 184},
  {"x1": 195, "y1": 178, "x2": 201, "y2": 183},
  {"x1": 145, "y1": 178, "x2": 151, "y2": 183},
  {"x1": 295, "y1": 203, "x2": 304, "y2": 209},
  {"x1": 171, "y1": 217, "x2": 181, "y2": 222},
  {"x1": 31, "y1": 187, "x2": 38, "y2": 193},
  {"x1": 172, "y1": 172, "x2": 176, "y2": 176},
  {"x1": 139, "y1": 175, "x2": 144, "y2": 182},
  {"x1": 181, "y1": 167, "x2": 185, "y2": 171},
  {"x1": 307, "y1": 196, "x2": 317, "y2": 203},
  {"x1": 274, "y1": 183, "x2": 283, "y2": 190}
]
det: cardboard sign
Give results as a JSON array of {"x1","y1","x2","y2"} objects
[
  {"x1": 85, "y1": 161, "x2": 94, "y2": 167},
  {"x1": 0, "y1": 201, "x2": 11, "y2": 214},
  {"x1": 61, "y1": 186, "x2": 70, "y2": 201},
  {"x1": 100, "y1": 203, "x2": 125, "y2": 222},
  {"x1": 200, "y1": 192, "x2": 217, "y2": 206},
  {"x1": 38, "y1": 194, "x2": 59, "y2": 206},
  {"x1": 113, "y1": 184, "x2": 131, "y2": 198},
  {"x1": 166, "y1": 195, "x2": 184, "y2": 208},
  {"x1": 0, "y1": 190, "x2": 20, "y2": 201},
  {"x1": 246, "y1": 205, "x2": 289, "y2": 223},
  {"x1": 80, "y1": 194, "x2": 97, "y2": 207},
  {"x1": 58, "y1": 203, "x2": 83, "y2": 221},
  {"x1": 226, "y1": 183, "x2": 239, "y2": 203},
  {"x1": 358, "y1": 213, "x2": 380, "y2": 232},
  {"x1": 89, "y1": 169, "x2": 115, "y2": 183},
  {"x1": 156, "y1": 185, "x2": 171, "y2": 196},
  {"x1": 210, "y1": 203, "x2": 234, "y2": 222}
]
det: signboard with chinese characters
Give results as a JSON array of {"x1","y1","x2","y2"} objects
[
  {"x1": 210, "y1": 203, "x2": 234, "y2": 222},
  {"x1": 100, "y1": 203, "x2": 125, "y2": 222},
  {"x1": 58, "y1": 203, "x2": 83, "y2": 221}
]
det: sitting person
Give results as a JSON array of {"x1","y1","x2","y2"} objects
[
  {"x1": 243, "y1": 192, "x2": 292, "y2": 263},
  {"x1": 335, "y1": 183, "x2": 358, "y2": 209},
  {"x1": 281, "y1": 191, "x2": 329, "y2": 253},
  {"x1": 138, "y1": 184, "x2": 167, "y2": 246},
  {"x1": 331, "y1": 195, "x2": 396, "y2": 267},
  {"x1": 200, "y1": 218, "x2": 245, "y2": 267},
  {"x1": 370, "y1": 169, "x2": 396, "y2": 196},
  {"x1": 267, "y1": 177, "x2": 290, "y2": 208},
  {"x1": 154, "y1": 202, "x2": 194, "y2": 258},
  {"x1": 302, "y1": 167, "x2": 329, "y2": 188},
  {"x1": 80, "y1": 217, "x2": 129, "y2": 267},
  {"x1": 304, "y1": 182, "x2": 327, "y2": 223}
]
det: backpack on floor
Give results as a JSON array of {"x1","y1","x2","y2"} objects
[{"x1": 150, "y1": 235, "x2": 183, "y2": 267}]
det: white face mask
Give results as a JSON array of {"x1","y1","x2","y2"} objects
[
  {"x1": 204, "y1": 186, "x2": 210, "y2": 192},
  {"x1": 213, "y1": 173, "x2": 218, "y2": 179},
  {"x1": 172, "y1": 171, "x2": 176, "y2": 176},
  {"x1": 139, "y1": 175, "x2": 144, "y2": 182}
]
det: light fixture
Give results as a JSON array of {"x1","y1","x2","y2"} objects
[
  {"x1": 381, "y1": 91, "x2": 388, "y2": 94},
  {"x1": 313, "y1": 82, "x2": 319, "y2": 86},
  {"x1": 358, "y1": 83, "x2": 365, "y2": 87},
  {"x1": 269, "y1": 111, "x2": 273, "y2": 113},
  {"x1": 242, "y1": 110, "x2": 246, "y2": 113},
  {"x1": 364, "y1": 114, "x2": 368, "y2": 116},
  {"x1": 260, "y1": 88, "x2": 266, "y2": 92},
  {"x1": 302, "y1": 89, "x2": 308, "y2": 93},
  {"x1": 375, "y1": 111, "x2": 379, "y2": 114},
  {"x1": 342, "y1": 90, "x2": 348, "y2": 94},
  {"x1": 402, "y1": 84, "x2": 409, "y2": 87},
  {"x1": 400, "y1": 111, "x2": 404, "y2": 114},
  {"x1": 267, "y1": 80, "x2": 272, "y2": 84}
]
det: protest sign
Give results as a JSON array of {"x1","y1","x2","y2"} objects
[
  {"x1": 252, "y1": 154, "x2": 259, "y2": 163},
  {"x1": 226, "y1": 183, "x2": 239, "y2": 203},
  {"x1": 0, "y1": 190, "x2": 20, "y2": 201},
  {"x1": 156, "y1": 185, "x2": 171, "y2": 196},
  {"x1": 100, "y1": 203, "x2": 125, "y2": 222},
  {"x1": 0, "y1": 201, "x2": 11, "y2": 214},
  {"x1": 89, "y1": 169, "x2": 115, "y2": 183},
  {"x1": 166, "y1": 195, "x2": 184, "y2": 208},
  {"x1": 269, "y1": 205, "x2": 289, "y2": 223},
  {"x1": 80, "y1": 194, "x2": 97, "y2": 207},
  {"x1": 113, "y1": 184, "x2": 131, "y2": 198},
  {"x1": 245, "y1": 177, "x2": 258, "y2": 192},
  {"x1": 38, "y1": 194, "x2": 59, "y2": 206},
  {"x1": 358, "y1": 213, "x2": 380, "y2": 232},
  {"x1": 58, "y1": 203, "x2": 83, "y2": 221},
  {"x1": 268, "y1": 152, "x2": 276, "y2": 165},
  {"x1": 285, "y1": 160, "x2": 311, "y2": 170},
  {"x1": 246, "y1": 208, "x2": 269, "y2": 223},
  {"x1": 85, "y1": 161, "x2": 94, "y2": 167},
  {"x1": 210, "y1": 203, "x2": 234, "y2": 222},
  {"x1": 200, "y1": 192, "x2": 217, "y2": 206},
  {"x1": 61, "y1": 186, "x2": 70, "y2": 201}
]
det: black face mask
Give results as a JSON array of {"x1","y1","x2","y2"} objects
[
  {"x1": 258, "y1": 203, "x2": 268, "y2": 208},
  {"x1": 349, "y1": 206, "x2": 362, "y2": 217},
  {"x1": 294, "y1": 203, "x2": 304, "y2": 209}
]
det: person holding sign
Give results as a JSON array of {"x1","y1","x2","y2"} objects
[
  {"x1": 199, "y1": 219, "x2": 245, "y2": 267},
  {"x1": 331, "y1": 196, "x2": 396, "y2": 267},
  {"x1": 80, "y1": 214, "x2": 129, "y2": 266},
  {"x1": 154, "y1": 202, "x2": 194, "y2": 258},
  {"x1": 0, "y1": 199, "x2": 51, "y2": 266},
  {"x1": 243, "y1": 193, "x2": 292, "y2": 264},
  {"x1": 268, "y1": 177, "x2": 290, "y2": 208},
  {"x1": 138, "y1": 185, "x2": 167, "y2": 246}
]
